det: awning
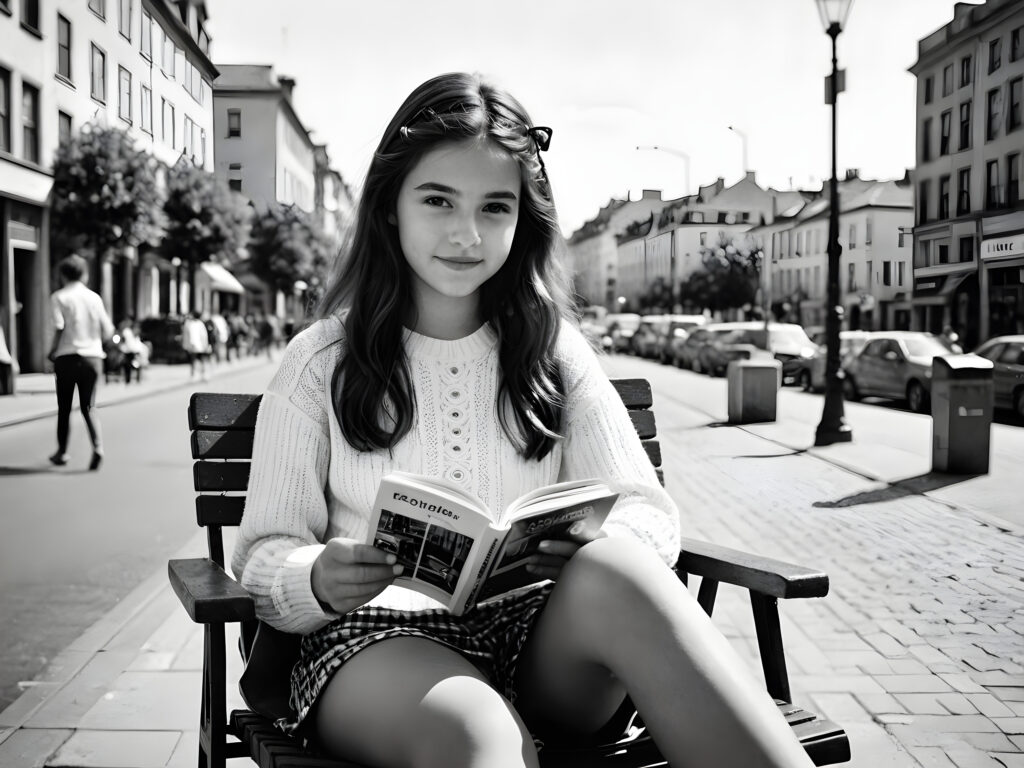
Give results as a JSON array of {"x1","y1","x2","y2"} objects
[
  {"x1": 199, "y1": 262, "x2": 245, "y2": 294},
  {"x1": 912, "y1": 272, "x2": 970, "y2": 304}
]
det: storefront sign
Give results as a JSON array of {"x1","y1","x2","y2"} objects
[{"x1": 981, "y1": 233, "x2": 1024, "y2": 261}]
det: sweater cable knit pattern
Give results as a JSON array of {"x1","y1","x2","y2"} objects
[{"x1": 232, "y1": 315, "x2": 681, "y2": 636}]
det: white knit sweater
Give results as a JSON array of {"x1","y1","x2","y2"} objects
[{"x1": 231, "y1": 315, "x2": 681, "y2": 635}]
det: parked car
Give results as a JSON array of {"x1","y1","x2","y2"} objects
[
  {"x1": 842, "y1": 331, "x2": 960, "y2": 413},
  {"x1": 605, "y1": 313, "x2": 642, "y2": 353},
  {"x1": 579, "y1": 306, "x2": 610, "y2": 351},
  {"x1": 795, "y1": 330, "x2": 872, "y2": 392},
  {"x1": 139, "y1": 316, "x2": 189, "y2": 364},
  {"x1": 654, "y1": 314, "x2": 707, "y2": 364},
  {"x1": 671, "y1": 324, "x2": 732, "y2": 372},
  {"x1": 972, "y1": 334, "x2": 1024, "y2": 418},
  {"x1": 692, "y1": 321, "x2": 818, "y2": 379},
  {"x1": 629, "y1": 315, "x2": 667, "y2": 357}
]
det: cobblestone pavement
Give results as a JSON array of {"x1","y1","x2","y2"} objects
[{"x1": 649, "y1": 378, "x2": 1024, "y2": 767}]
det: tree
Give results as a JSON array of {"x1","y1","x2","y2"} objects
[
  {"x1": 163, "y1": 161, "x2": 253, "y2": 312},
  {"x1": 679, "y1": 233, "x2": 763, "y2": 315},
  {"x1": 248, "y1": 203, "x2": 333, "y2": 310},
  {"x1": 51, "y1": 123, "x2": 165, "y2": 292}
]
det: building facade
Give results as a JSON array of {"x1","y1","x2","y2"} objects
[
  {"x1": 910, "y1": 0, "x2": 1024, "y2": 347},
  {"x1": 1, "y1": 0, "x2": 216, "y2": 373}
]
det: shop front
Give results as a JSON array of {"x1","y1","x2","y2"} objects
[
  {"x1": 980, "y1": 232, "x2": 1024, "y2": 341},
  {"x1": 910, "y1": 270, "x2": 979, "y2": 347}
]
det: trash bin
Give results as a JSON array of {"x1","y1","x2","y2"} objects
[
  {"x1": 931, "y1": 354, "x2": 994, "y2": 474},
  {"x1": 727, "y1": 358, "x2": 781, "y2": 424}
]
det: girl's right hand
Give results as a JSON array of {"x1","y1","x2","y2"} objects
[{"x1": 311, "y1": 538, "x2": 404, "y2": 614}]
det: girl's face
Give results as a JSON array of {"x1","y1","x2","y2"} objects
[{"x1": 395, "y1": 139, "x2": 521, "y2": 326}]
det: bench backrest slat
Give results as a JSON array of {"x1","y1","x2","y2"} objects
[{"x1": 189, "y1": 376, "x2": 662, "y2": 531}]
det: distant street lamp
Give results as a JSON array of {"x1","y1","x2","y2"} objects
[
  {"x1": 636, "y1": 145, "x2": 690, "y2": 197},
  {"x1": 727, "y1": 126, "x2": 749, "y2": 173},
  {"x1": 814, "y1": 0, "x2": 854, "y2": 446},
  {"x1": 170, "y1": 257, "x2": 182, "y2": 316}
]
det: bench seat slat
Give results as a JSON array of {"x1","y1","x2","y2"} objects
[
  {"x1": 610, "y1": 378, "x2": 653, "y2": 410},
  {"x1": 192, "y1": 430, "x2": 255, "y2": 460},
  {"x1": 194, "y1": 461, "x2": 251, "y2": 492},
  {"x1": 189, "y1": 393, "x2": 262, "y2": 430},
  {"x1": 196, "y1": 495, "x2": 246, "y2": 527}
]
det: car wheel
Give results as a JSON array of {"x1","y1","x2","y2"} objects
[
  {"x1": 907, "y1": 381, "x2": 928, "y2": 414},
  {"x1": 798, "y1": 370, "x2": 812, "y2": 392},
  {"x1": 843, "y1": 376, "x2": 859, "y2": 401},
  {"x1": 1014, "y1": 388, "x2": 1024, "y2": 420}
]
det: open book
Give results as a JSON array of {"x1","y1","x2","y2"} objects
[{"x1": 368, "y1": 471, "x2": 618, "y2": 615}]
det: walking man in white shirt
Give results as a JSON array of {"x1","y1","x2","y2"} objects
[{"x1": 47, "y1": 254, "x2": 114, "y2": 470}]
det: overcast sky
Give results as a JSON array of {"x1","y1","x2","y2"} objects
[{"x1": 205, "y1": 0, "x2": 966, "y2": 236}]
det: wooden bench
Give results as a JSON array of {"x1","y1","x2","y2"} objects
[{"x1": 169, "y1": 378, "x2": 850, "y2": 767}]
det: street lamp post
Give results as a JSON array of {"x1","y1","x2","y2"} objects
[
  {"x1": 814, "y1": 0, "x2": 854, "y2": 446},
  {"x1": 727, "y1": 126, "x2": 748, "y2": 173}
]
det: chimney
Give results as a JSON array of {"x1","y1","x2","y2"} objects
[
  {"x1": 744, "y1": 170, "x2": 757, "y2": 184},
  {"x1": 278, "y1": 76, "x2": 296, "y2": 100},
  {"x1": 641, "y1": 189, "x2": 662, "y2": 201},
  {"x1": 844, "y1": 168, "x2": 859, "y2": 181}
]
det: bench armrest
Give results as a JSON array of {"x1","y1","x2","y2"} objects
[
  {"x1": 676, "y1": 538, "x2": 829, "y2": 600},
  {"x1": 168, "y1": 557, "x2": 256, "y2": 624}
]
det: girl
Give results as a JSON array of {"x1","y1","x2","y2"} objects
[{"x1": 232, "y1": 72, "x2": 814, "y2": 768}]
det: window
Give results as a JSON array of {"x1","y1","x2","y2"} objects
[
  {"x1": 848, "y1": 224, "x2": 856, "y2": 249},
  {"x1": 957, "y1": 167, "x2": 971, "y2": 215},
  {"x1": 20, "y1": 0, "x2": 39, "y2": 33},
  {"x1": 865, "y1": 218, "x2": 872, "y2": 245},
  {"x1": 922, "y1": 117, "x2": 932, "y2": 162},
  {"x1": 847, "y1": 263, "x2": 856, "y2": 292},
  {"x1": 141, "y1": 10, "x2": 152, "y2": 59},
  {"x1": 140, "y1": 84, "x2": 152, "y2": 133},
  {"x1": 229, "y1": 179, "x2": 242, "y2": 192},
  {"x1": 199, "y1": 127, "x2": 206, "y2": 166},
  {"x1": 939, "y1": 175, "x2": 950, "y2": 219},
  {"x1": 942, "y1": 64, "x2": 953, "y2": 97},
  {"x1": 90, "y1": 44, "x2": 106, "y2": 102},
  {"x1": 959, "y1": 100, "x2": 971, "y2": 150},
  {"x1": 162, "y1": 31, "x2": 174, "y2": 77},
  {"x1": 0, "y1": 67, "x2": 8, "y2": 152},
  {"x1": 987, "y1": 88, "x2": 1001, "y2": 140},
  {"x1": 1009, "y1": 78, "x2": 1022, "y2": 132},
  {"x1": 119, "y1": 0, "x2": 131, "y2": 39},
  {"x1": 57, "y1": 14, "x2": 72, "y2": 81},
  {"x1": 796, "y1": 231, "x2": 803, "y2": 255},
  {"x1": 919, "y1": 180, "x2": 930, "y2": 224},
  {"x1": 924, "y1": 76, "x2": 934, "y2": 104},
  {"x1": 162, "y1": 97, "x2": 175, "y2": 147},
  {"x1": 118, "y1": 66, "x2": 131, "y2": 123},
  {"x1": 883, "y1": 261, "x2": 892, "y2": 286},
  {"x1": 989, "y1": 38, "x2": 1002, "y2": 74},
  {"x1": 938, "y1": 245, "x2": 949, "y2": 264},
  {"x1": 940, "y1": 110, "x2": 951, "y2": 155},
  {"x1": 21, "y1": 81, "x2": 38, "y2": 163},
  {"x1": 866, "y1": 260, "x2": 872, "y2": 285},
  {"x1": 184, "y1": 115, "x2": 194, "y2": 159},
  {"x1": 1013, "y1": 26, "x2": 1022, "y2": 62},
  {"x1": 898, "y1": 262, "x2": 905, "y2": 287},
  {"x1": 959, "y1": 237, "x2": 974, "y2": 263},
  {"x1": 1008, "y1": 153, "x2": 1020, "y2": 207},
  {"x1": 987, "y1": 159, "x2": 1001, "y2": 209},
  {"x1": 960, "y1": 54, "x2": 972, "y2": 87},
  {"x1": 227, "y1": 108, "x2": 241, "y2": 137},
  {"x1": 58, "y1": 110, "x2": 72, "y2": 145},
  {"x1": 88, "y1": 0, "x2": 104, "y2": 18}
]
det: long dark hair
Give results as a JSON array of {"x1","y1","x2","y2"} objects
[{"x1": 316, "y1": 72, "x2": 574, "y2": 460}]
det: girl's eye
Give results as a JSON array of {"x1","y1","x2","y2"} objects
[
  {"x1": 483, "y1": 202, "x2": 512, "y2": 214},
  {"x1": 423, "y1": 196, "x2": 452, "y2": 208}
]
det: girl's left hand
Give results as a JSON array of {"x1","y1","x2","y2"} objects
[{"x1": 525, "y1": 532, "x2": 607, "y2": 581}]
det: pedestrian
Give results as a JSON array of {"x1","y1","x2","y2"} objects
[
  {"x1": 47, "y1": 254, "x2": 114, "y2": 470},
  {"x1": 116, "y1": 316, "x2": 149, "y2": 383},
  {"x1": 182, "y1": 311, "x2": 211, "y2": 381},
  {"x1": 941, "y1": 324, "x2": 963, "y2": 354},
  {"x1": 231, "y1": 72, "x2": 813, "y2": 767}
]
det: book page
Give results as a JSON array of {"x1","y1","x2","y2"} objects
[
  {"x1": 369, "y1": 473, "x2": 493, "y2": 608},
  {"x1": 475, "y1": 490, "x2": 618, "y2": 603}
]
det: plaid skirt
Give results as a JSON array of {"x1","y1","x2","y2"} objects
[{"x1": 284, "y1": 583, "x2": 555, "y2": 732}]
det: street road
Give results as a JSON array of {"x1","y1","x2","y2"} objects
[{"x1": 0, "y1": 363, "x2": 275, "y2": 711}]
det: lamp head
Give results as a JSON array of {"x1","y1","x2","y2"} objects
[{"x1": 815, "y1": 0, "x2": 853, "y2": 31}]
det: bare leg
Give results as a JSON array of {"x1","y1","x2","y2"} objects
[
  {"x1": 314, "y1": 636, "x2": 538, "y2": 768},
  {"x1": 515, "y1": 537, "x2": 814, "y2": 768}
]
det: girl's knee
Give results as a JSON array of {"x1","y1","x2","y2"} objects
[{"x1": 562, "y1": 536, "x2": 671, "y2": 603}]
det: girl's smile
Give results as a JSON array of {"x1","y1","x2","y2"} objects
[{"x1": 394, "y1": 139, "x2": 521, "y2": 336}]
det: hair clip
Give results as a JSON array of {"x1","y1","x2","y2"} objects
[{"x1": 526, "y1": 126, "x2": 553, "y2": 152}]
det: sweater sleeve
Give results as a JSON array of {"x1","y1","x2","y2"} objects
[
  {"x1": 230, "y1": 324, "x2": 341, "y2": 634},
  {"x1": 557, "y1": 324, "x2": 681, "y2": 566}
]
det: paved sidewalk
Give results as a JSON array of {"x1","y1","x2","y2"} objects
[{"x1": 1, "y1": 360, "x2": 1022, "y2": 767}]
